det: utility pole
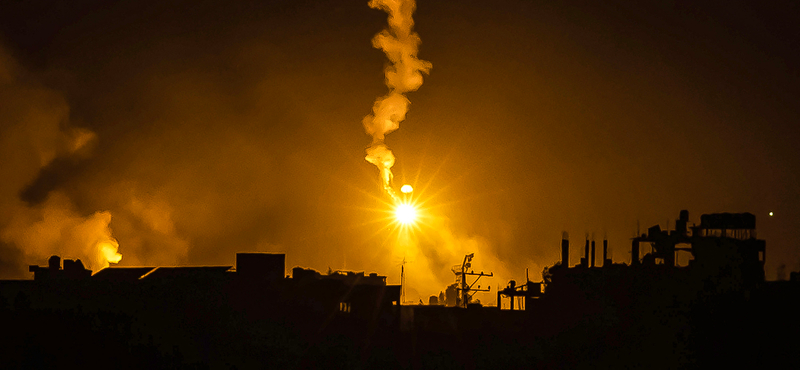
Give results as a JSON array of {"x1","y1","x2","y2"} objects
[{"x1": 453, "y1": 253, "x2": 493, "y2": 308}]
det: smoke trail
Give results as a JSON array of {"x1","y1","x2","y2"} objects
[{"x1": 364, "y1": 0, "x2": 431, "y2": 200}]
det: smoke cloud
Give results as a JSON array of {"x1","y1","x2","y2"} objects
[
  {"x1": 0, "y1": 46, "x2": 120, "y2": 275},
  {"x1": 364, "y1": 0, "x2": 432, "y2": 200}
]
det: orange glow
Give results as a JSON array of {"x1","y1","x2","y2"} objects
[
  {"x1": 99, "y1": 240, "x2": 122, "y2": 264},
  {"x1": 395, "y1": 203, "x2": 417, "y2": 225},
  {"x1": 400, "y1": 184, "x2": 413, "y2": 194}
]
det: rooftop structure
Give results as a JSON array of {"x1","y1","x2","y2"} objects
[{"x1": 4, "y1": 211, "x2": 798, "y2": 369}]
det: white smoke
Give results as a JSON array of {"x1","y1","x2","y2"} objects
[{"x1": 364, "y1": 0, "x2": 432, "y2": 200}]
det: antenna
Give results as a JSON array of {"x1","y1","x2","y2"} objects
[{"x1": 397, "y1": 256, "x2": 413, "y2": 304}]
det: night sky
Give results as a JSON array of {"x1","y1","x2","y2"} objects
[{"x1": 1, "y1": 0, "x2": 798, "y2": 303}]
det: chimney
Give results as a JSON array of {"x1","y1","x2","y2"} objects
[
  {"x1": 561, "y1": 232, "x2": 569, "y2": 267},
  {"x1": 584, "y1": 239, "x2": 590, "y2": 268},
  {"x1": 603, "y1": 239, "x2": 609, "y2": 266},
  {"x1": 590, "y1": 240, "x2": 596, "y2": 268}
]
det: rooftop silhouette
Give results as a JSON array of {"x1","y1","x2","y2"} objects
[{"x1": 2, "y1": 211, "x2": 799, "y2": 369}]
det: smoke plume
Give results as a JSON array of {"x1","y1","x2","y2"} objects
[
  {"x1": 364, "y1": 0, "x2": 432, "y2": 200},
  {"x1": 0, "y1": 45, "x2": 121, "y2": 276}
]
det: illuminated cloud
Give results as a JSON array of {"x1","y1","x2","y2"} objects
[{"x1": 0, "y1": 46, "x2": 120, "y2": 275}]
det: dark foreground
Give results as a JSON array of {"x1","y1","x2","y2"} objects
[{"x1": 1, "y1": 272, "x2": 798, "y2": 369}]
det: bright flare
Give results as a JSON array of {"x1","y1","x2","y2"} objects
[
  {"x1": 401, "y1": 184, "x2": 413, "y2": 193},
  {"x1": 395, "y1": 203, "x2": 418, "y2": 225},
  {"x1": 98, "y1": 240, "x2": 122, "y2": 264}
]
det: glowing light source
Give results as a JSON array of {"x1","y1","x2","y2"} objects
[
  {"x1": 769, "y1": 212, "x2": 774, "y2": 216},
  {"x1": 98, "y1": 240, "x2": 122, "y2": 264},
  {"x1": 401, "y1": 184, "x2": 413, "y2": 194},
  {"x1": 395, "y1": 203, "x2": 418, "y2": 225}
]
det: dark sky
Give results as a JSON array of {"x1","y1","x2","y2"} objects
[{"x1": 1, "y1": 0, "x2": 798, "y2": 302}]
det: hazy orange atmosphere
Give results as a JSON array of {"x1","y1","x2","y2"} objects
[{"x1": 1, "y1": 0, "x2": 798, "y2": 304}]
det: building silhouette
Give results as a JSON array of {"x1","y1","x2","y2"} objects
[{"x1": 1, "y1": 210, "x2": 798, "y2": 369}]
